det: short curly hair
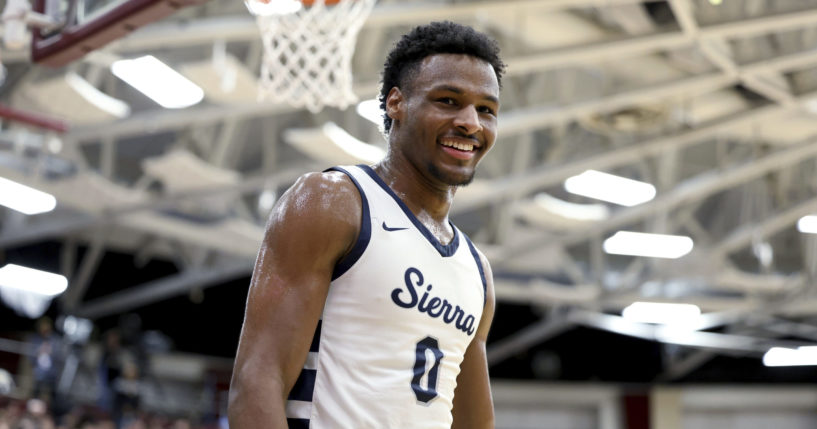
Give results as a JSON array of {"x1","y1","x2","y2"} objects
[{"x1": 379, "y1": 21, "x2": 506, "y2": 133}]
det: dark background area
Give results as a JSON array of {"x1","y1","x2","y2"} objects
[{"x1": 2, "y1": 240, "x2": 816, "y2": 384}]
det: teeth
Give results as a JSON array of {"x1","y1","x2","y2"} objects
[{"x1": 441, "y1": 140, "x2": 474, "y2": 151}]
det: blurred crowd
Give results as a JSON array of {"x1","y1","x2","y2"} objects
[
  {"x1": 0, "y1": 315, "x2": 226, "y2": 429},
  {"x1": 0, "y1": 396, "x2": 205, "y2": 429}
]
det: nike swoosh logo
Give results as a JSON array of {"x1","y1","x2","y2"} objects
[{"x1": 382, "y1": 221, "x2": 409, "y2": 232}]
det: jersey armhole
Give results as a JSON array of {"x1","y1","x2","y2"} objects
[
  {"x1": 325, "y1": 166, "x2": 371, "y2": 280},
  {"x1": 464, "y1": 235, "x2": 488, "y2": 307}
]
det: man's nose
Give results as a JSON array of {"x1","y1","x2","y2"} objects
[{"x1": 453, "y1": 105, "x2": 482, "y2": 136}]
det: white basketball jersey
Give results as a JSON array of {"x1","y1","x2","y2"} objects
[{"x1": 285, "y1": 165, "x2": 487, "y2": 429}]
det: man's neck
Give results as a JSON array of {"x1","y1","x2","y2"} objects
[{"x1": 373, "y1": 155, "x2": 456, "y2": 226}]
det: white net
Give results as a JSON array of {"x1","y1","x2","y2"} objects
[{"x1": 252, "y1": 0, "x2": 376, "y2": 113}]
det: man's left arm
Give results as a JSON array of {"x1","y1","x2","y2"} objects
[{"x1": 451, "y1": 251, "x2": 496, "y2": 429}]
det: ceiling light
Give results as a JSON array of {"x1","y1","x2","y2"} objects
[
  {"x1": 244, "y1": 0, "x2": 302, "y2": 16},
  {"x1": 0, "y1": 176, "x2": 57, "y2": 215},
  {"x1": 111, "y1": 56, "x2": 204, "y2": 109},
  {"x1": 763, "y1": 346, "x2": 817, "y2": 367},
  {"x1": 532, "y1": 193, "x2": 610, "y2": 221},
  {"x1": 322, "y1": 122, "x2": 386, "y2": 163},
  {"x1": 65, "y1": 72, "x2": 130, "y2": 119},
  {"x1": 0, "y1": 264, "x2": 67, "y2": 296},
  {"x1": 622, "y1": 302, "x2": 701, "y2": 325},
  {"x1": 284, "y1": 122, "x2": 385, "y2": 165},
  {"x1": 603, "y1": 231, "x2": 693, "y2": 259},
  {"x1": 12, "y1": 72, "x2": 129, "y2": 124},
  {"x1": 257, "y1": 189, "x2": 276, "y2": 214},
  {"x1": 0, "y1": 264, "x2": 67, "y2": 318},
  {"x1": 564, "y1": 170, "x2": 656, "y2": 206},
  {"x1": 797, "y1": 215, "x2": 817, "y2": 234},
  {"x1": 60, "y1": 315, "x2": 93, "y2": 343},
  {"x1": 356, "y1": 98, "x2": 383, "y2": 126},
  {"x1": 179, "y1": 53, "x2": 260, "y2": 104}
]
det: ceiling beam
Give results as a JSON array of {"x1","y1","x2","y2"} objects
[
  {"x1": 495, "y1": 134, "x2": 817, "y2": 263},
  {"x1": 0, "y1": 212, "x2": 96, "y2": 248},
  {"x1": 67, "y1": 68, "x2": 738, "y2": 144},
  {"x1": 487, "y1": 316, "x2": 574, "y2": 366},
  {"x1": 105, "y1": 2, "x2": 817, "y2": 54},
  {"x1": 562, "y1": 137, "x2": 817, "y2": 243},
  {"x1": 569, "y1": 309, "x2": 811, "y2": 355},
  {"x1": 66, "y1": 3, "x2": 817, "y2": 143},
  {"x1": 713, "y1": 196, "x2": 817, "y2": 257},
  {"x1": 702, "y1": 6, "x2": 817, "y2": 40},
  {"x1": 669, "y1": 0, "x2": 797, "y2": 108},
  {"x1": 0, "y1": 163, "x2": 312, "y2": 251},
  {"x1": 500, "y1": 72, "x2": 736, "y2": 137},
  {"x1": 105, "y1": 0, "x2": 660, "y2": 53},
  {"x1": 459, "y1": 101, "x2": 782, "y2": 217},
  {"x1": 76, "y1": 260, "x2": 253, "y2": 319},
  {"x1": 60, "y1": 232, "x2": 107, "y2": 311}
]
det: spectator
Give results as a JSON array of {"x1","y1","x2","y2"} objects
[
  {"x1": 28, "y1": 318, "x2": 63, "y2": 410},
  {"x1": 97, "y1": 330, "x2": 130, "y2": 413},
  {"x1": 112, "y1": 361, "x2": 141, "y2": 429},
  {"x1": 14, "y1": 399, "x2": 55, "y2": 429}
]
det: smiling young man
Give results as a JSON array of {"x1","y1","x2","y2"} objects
[{"x1": 228, "y1": 21, "x2": 505, "y2": 429}]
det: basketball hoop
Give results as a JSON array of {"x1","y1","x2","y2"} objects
[
  {"x1": 248, "y1": 0, "x2": 376, "y2": 113},
  {"x1": 0, "y1": 0, "x2": 61, "y2": 84}
]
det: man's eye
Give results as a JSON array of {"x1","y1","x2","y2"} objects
[
  {"x1": 478, "y1": 106, "x2": 496, "y2": 115},
  {"x1": 438, "y1": 98, "x2": 455, "y2": 105}
]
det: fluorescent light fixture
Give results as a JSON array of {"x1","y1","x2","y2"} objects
[
  {"x1": 61, "y1": 315, "x2": 93, "y2": 343},
  {"x1": 257, "y1": 189, "x2": 276, "y2": 214},
  {"x1": 244, "y1": 0, "x2": 301, "y2": 16},
  {"x1": 806, "y1": 100, "x2": 817, "y2": 116},
  {"x1": 797, "y1": 215, "x2": 817, "y2": 234},
  {"x1": 622, "y1": 302, "x2": 701, "y2": 325},
  {"x1": 322, "y1": 122, "x2": 386, "y2": 163},
  {"x1": 532, "y1": 193, "x2": 609, "y2": 221},
  {"x1": 0, "y1": 264, "x2": 67, "y2": 296},
  {"x1": 65, "y1": 72, "x2": 130, "y2": 120},
  {"x1": 357, "y1": 98, "x2": 383, "y2": 125},
  {"x1": 111, "y1": 56, "x2": 204, "y2": 109},
  {"x1": 603, "y1": 231, "x2": 694, "y2": 259},
  {"x1": 564, "y1": 170, "x2": 656, "y2": 206},
  {"x1": 284, "y1": 122, "x2": 386, "y2": 164},
  {"x1": 763, "y1": 346, "x2": 817, "y2": 367},
  {"x1": 0, "y1": 177, "x2": 57, "y2": 215}
]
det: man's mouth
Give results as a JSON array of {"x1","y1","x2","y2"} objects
[
  {"x1": 439, "y1": 138, "x2": 477, "y2": 152},
  {"x1": 439, "y1": 137, "x2": 480, "y2": 160}
]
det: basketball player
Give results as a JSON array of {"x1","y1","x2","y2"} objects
[{"x1": 229, "y1": 21, "x2": 505, "y2": 429}]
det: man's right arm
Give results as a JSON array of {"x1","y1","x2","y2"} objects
[{"x1": 228, "y1": 171, "x2": 362, "y2": 429}]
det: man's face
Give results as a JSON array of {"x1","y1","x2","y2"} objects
[{"x1": 389, "y1": 53, "x2": 500, "y2": 186}]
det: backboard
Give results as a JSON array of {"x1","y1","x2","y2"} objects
[{"x1": 31, "y1": 0, "x2": 208, "y2": 67}]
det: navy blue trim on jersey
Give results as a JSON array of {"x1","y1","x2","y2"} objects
[
  {"x1": 288, "y1": 369, "x2": 317, "y2": 401},
  {"x1": 309, "y1": 320, "x2": 322, "y2": 352},
  {"x1": 326, "y1": 166, "x2": 372, "y2": 280},
  {"x1": 287, "y1": 419, "x2": 310, "y2": 429},
  {"x1": 358, "y1": 164, "x2": 460, "y2": 257},
  {"x1": 464, "y1": 235, "x2": 487, "y2": 306}
]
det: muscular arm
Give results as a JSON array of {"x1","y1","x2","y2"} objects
[
  {"x1": 451, "y1": 250, "x2": 496, "y2": 429},
  {"x1": 228, "y1": 172, "x2": 361, "y2": 429}
]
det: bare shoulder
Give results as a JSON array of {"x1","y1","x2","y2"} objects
[
  {"x1": 265, "y1": 170, "x2": 362, "y2": 256},
  {"x1": 296, "y1": 170, "x2": 358, "y2": 193},
  {"x1": 272, "y1": 170, "x2": 359, "y2": 217}
]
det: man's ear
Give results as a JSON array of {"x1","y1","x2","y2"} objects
[{"x1": 385, "y1": 87, "x2": 405, "y2": 125}]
